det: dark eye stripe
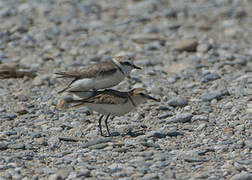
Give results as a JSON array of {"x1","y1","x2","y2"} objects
[{"x1": 122, "y1": 62, "x2": 131, "y2": 66}]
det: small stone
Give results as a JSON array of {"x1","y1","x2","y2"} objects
[
  {"x1": 142, "y1": 173, "x2": 159, "y2": 180},
  {"x1": 200, "y1": 103, "x2": 213, "y2": 113},
  {"x1": 150, "y1": 131, "x2": 182, "y2": 138},
  {"x1": 168, "y1": 97, "x2": 188, "y2": 107},
  {"x1": 201, "y1": 72, "x2": 220, "y2": 83},
  {"x1": 0, "y1": 165, "x2": 9, "y2": 170},
  {"x1": 184, "y1": 156, "x2": 209, "y2": 162},
  {"x1": 81, "y1": 137, "x2": 112, "y2": 148},
  {"x1": 150, "y1": 132, "x2": 167, "y2": 138},
  {"x1": 158, "y1": 112, "x2": 174, "y2": 119},
  {"x1": 174, "y1": 39, "x2": 198, "y2": 52},
  {"x1": 197, "y1": 123, "x2": 207, "y2": 131},
  {"x1": 166, "y1": 131, "x2": 183, "y2": 137},
  {"x1": 141, "y1": 142, "x2": 160, "y2": 149},
  {"x1": 76, "y1": 170, "x2": 90, "y2": 178},
  {"x1": 16, "y1": 109, "x2": 28, "y2": 115},
  {"x1": 55, "y1": 169, "x2": 71, "y2": 179},
  {"x1": 187, "y1": 54, "x2": 201, "y2": 65},
  {"x1": 0, "y1": 108, "x2": 6, "y2": 113},
  {"x1": 196, "y1": 21, "x2": 212, "y2": 31},
  {"x1": 223, "y1": 102, "x2": 233, "y2": 109},
  {"x1": 48, "y1": 174, "x2": 63, "y2": 180},
  {"x1": 192, "y1": 115, "x2": 209, "y2": 122},
  {"x1": 244, "y1": 140, "x2": 252, "y2": 149},
  {"x1": 197, "y1": 148, "x2": 215, "y2": 156},
  {"x1": 201, "y1": 92, "x2": 222, "y2": 101},
  {"x1": 0, "y1": 142, "x2": 8, "y2": 150},
  {"x1": 16, "y1": 93, "x2": 29, "y2": 101},
  {"x1": 3, "y1": 130, "x2": 17, "y2": 136},
  {"x1": 235, "y1": 125, "x2": 245, "y2": 132},
  {"x1": 146, "y1": 41, "x2": 162, "y2": 51},
  {"x1": 197, "y1": 44, "x2": 211, "y2": 53},
  {"x1": 167, "y1": 113, "x2": 193, "y2": 123},
  {"x1": 108, "y1": 163, "x2": 123, "y2": 172},
  {"x1": 230, "y1": 172, "x2": 252, "y2": 180},
  {"x1": 90, "y1": 143, "x2": 108, "y2": 149},
  {"x1": 43, "y1": 168, "x2": 56, "y2": 175},
  {"x1": 35, "y1": 137, "x2": 48, "y2": 146},
  {"x1": 162, "y1": 9, "x2": 178, "y2": 18},
  {"x1": 32, "y1": 74, "x2": 51, "y2": 86},
  {"x1": 56, "y1": 98, "x2": 69, "y2": 110},
  {"x1": 154, "y1": 153, "x2": 167, "y2": 161},
  {"x1": 29, "y1": 132, "x2": 41, "y2": 138},
  {"x1": 8, "y1": 143, "x2": 25, "y2": 150},
  {"x1": 156, "y1": 105, "x2": 174, "y2": 111},
  {"x1": 1, "y1": 113, "x2": 17, "y2": 120},
  {"x1": 224, "y1": 28, "x2": 237, "y2": 37}
]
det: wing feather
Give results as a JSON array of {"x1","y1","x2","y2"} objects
[
  {"x1": 55, "y1": 61, "x2": 117, "y2": 79},
  {"x1": 71, "y1": 90, "x2": 130, "y2": 105}
]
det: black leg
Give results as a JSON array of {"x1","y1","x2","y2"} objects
[
  {"x1": 98, "y1": 115, "x2": 104, "y2": 136},
  {"x1": 104, "y1": 114, "x2": 111, "y2": 137}
]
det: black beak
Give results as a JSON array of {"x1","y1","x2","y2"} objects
[
  {"x1": 147, "y1": 95, "x2": 160, "y2": 102},
  {"x1": 132, "y1": 64, "x2": 142, "y2": 69}
]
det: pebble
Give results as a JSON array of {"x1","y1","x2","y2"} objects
[
  {"x1": 167, "y1": 97, "x2": 188, "y2": 107},
  {"x1": 166, "y1": 113, "x2": 193, "y2": 123},
  {"x1": 158, "y1": 112, "x2": 174, "y2": 119},
  {"x1": 173, "y1": 39, "x2": 198, "y2": 52},
  {"x1": 1, "y1": 113, "x2": 17, "y2": 120},
  {"x1": 150, "y1": 131, "x2": 182, "y2": 138},
  {"x1": 244, "y1": 140, "x2": 252, "y2": 149},
  {"x1": 156, "y1": 105, "x2": 174, "y2": 111},
  {"x1": 90, "y1": 143, "x2": 108, "y2": 150},
  {"x1": 81, "y1": 138, "x2": 112, "y2": 148},
  {"x1": 7, "y1": 143, "x2": 25, "y2": 150},
  {"x1": 76, "y1": 170, "x2": 90, "y2": 178},
  {"x1": 43, "y1": 168, "x2": 56, "y2": 175},
  {"x1": 0, "y1": 142, "x2": 8, "y2": 150},
  {"x1": 201, "y1": 72, "x2": 220, "y2": 83},
  {"x1": 230, "y1": 172, "x2": 252, "y2": 180},
  {"x1": 197, "y1": 123, "x2": 207, "y2": 131},
  {"x1": 197, "y1": 148, "x2": 215, "y2": 156},
  {"x1": 192, "y1": 115, "x2": 209, "y2": 122},
  {"x1": 201, "y1": 92, "x2": 222, "y2": 101},
  {"x1": 48, "y1": 174, "x2": 62, "y2": 180},
  {"x1": 142, "y1": 173, "x2": 159, "y2": 180},
  {"x1": 184, "y1": 157, "x2": 209, "y2": 162}
]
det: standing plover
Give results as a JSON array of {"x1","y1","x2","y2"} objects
[
  {"x1": 69, "y1": 88, "x2": 159, "y2": 136},
  {"x1": 55, "y1": 55, "x2": 141, "y2": 98}
]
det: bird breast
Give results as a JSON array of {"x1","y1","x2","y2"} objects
[{"x1": 86, "y1": 101, "x2": 135, "y2": 116}]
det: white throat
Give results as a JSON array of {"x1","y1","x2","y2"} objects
[{"x1": 111, "y1": 58, "x2": 132, "y2": 76}]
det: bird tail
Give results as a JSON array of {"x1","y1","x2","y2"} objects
[
  {"x1": 56, "y1": 76, "x2": 78, "y2": 94},
  {"x1": 57, "y1": 86, "x2": 71, "y2": 94}
]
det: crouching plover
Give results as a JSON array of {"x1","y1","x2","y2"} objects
[
  {"x1": 68, "y1": 88, "x2": 160, "y2": 137},
  {"x1": 55, "y1": 55, "x2": 141, "y2": 98}
]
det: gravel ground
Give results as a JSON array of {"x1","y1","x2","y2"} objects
[{"x1": 0, "y1": 0, "x2": 251, "y2": 179}]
